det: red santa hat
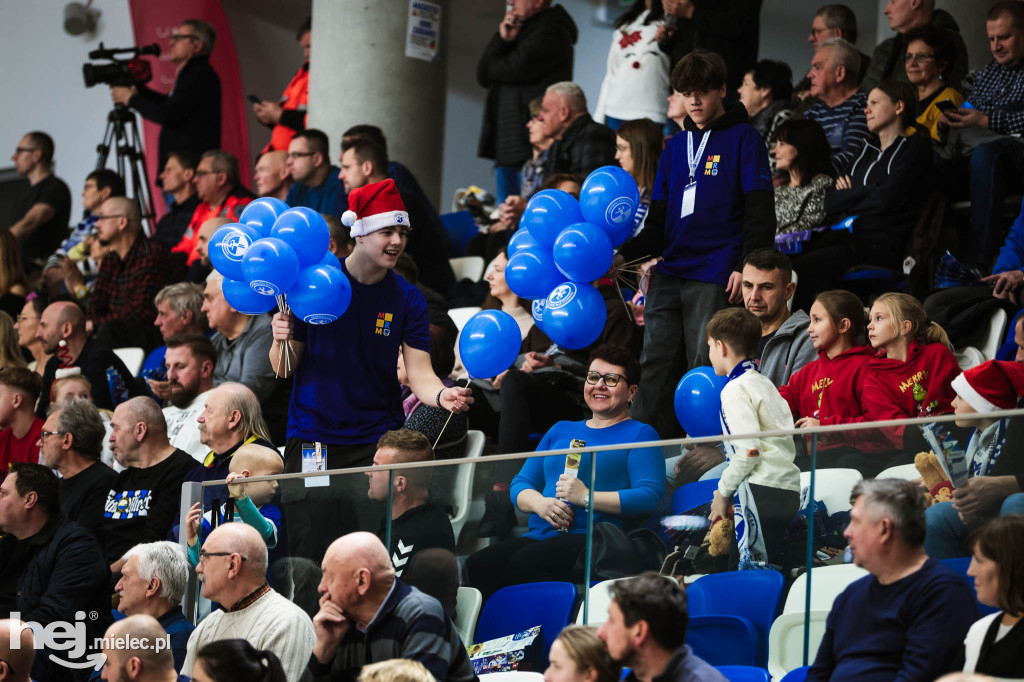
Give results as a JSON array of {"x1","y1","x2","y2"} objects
[
  {"x1": 951, "y1": 360, "x2": 1024, "y2": 413},
  {"x1": 340, "y1": 179, "x2": 409, "y2": 237}
]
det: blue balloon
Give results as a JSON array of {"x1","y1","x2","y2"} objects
[
  {"x1": 459, "y1": 310, "x2": 522, "y2": 379},
  {"x1": 553, "y1": 222, "x2": 614, "y2": 283},
  {"x1": 542, "y1": 282, "x2": 606, "y2": 349},
  {"x1": 319, "y1": 251, "x2": 342, "y2": 267},
  {"x1": 240, "y1": 198, "x2": 289, "y2": 238},
  {"x1": 271, "y1": 207, "x2": 330, "y2": 268},
  {"x1": 222, "y1": 278, "x2": 277, "y2": 315},
  {"x1": 508, "y1": 228, "x2": 538, "y2": 256},
  {"x1": 579, "y1": 166, "x2": 640, "y2": 247},
  {"x1": 505, "y1": 246, "x2": 564, "y2": 300},
  {"x1": 674, "y1": 367, "x2": 728, "y2": 437},
  {"x1": 531, "y1": 298, "x2": 546, "y2": 332},
  {"x1": 208, "y1": 223, "x2": 261, "y2": 282},
  {"x1": 240, "y1": 238, "x2": 300, "y2": 297},
  {"x1": 519, "y1": 189, "x2": 584, "y2": 248},
  {"x1": 288, "y1": 264, "x2": 352, "y2": 325}
]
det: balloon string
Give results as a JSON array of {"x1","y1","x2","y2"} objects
[
  {"x1": 275, "y1": 294, "x2": 293, "y2": 377},
  {"x1": 432, "y1": 377, "x2": 469, "y2": 451}
]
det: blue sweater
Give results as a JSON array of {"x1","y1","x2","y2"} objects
[
  {"x1": 807, "y1": 558, "x2": 979, "y2": 682},
  {"x1": 510, "y1": 419, "x2": 664, "y2": 540},
  {"x1": 993, "y1": 195, "x2": 1024, "y2": 274}
]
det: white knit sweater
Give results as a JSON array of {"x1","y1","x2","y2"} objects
[{"x1": 594, "y1": 10, "x2": 671, "y2": 124}]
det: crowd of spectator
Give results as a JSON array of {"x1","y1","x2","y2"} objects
[{"x1": 3, "y1": 2, "x2": 1024, "y2": 681}]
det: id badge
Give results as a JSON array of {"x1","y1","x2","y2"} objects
[
  {"x1": 302, "y1": 442, "x2": 330, "y2": 488},
  {"x1": 681, "y1": 182, "x2": 696, "y2": 218}
]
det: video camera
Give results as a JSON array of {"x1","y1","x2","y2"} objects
[{"x1": 82, "y1": 42, "x2": 160, "y2": 88}]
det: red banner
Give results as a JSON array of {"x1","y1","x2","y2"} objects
[{"x1": 127, "y1": 0, "x2": 251, "y2": 219}]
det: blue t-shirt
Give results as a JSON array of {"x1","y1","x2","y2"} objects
[
  {"x1": 510, "y1": 419, "x2": 664, "y2": 541},
  {"x1": 289, "y1": 260, "x2": 430, "y2": 444},
  {"x1": 807, "y1": 557, "x2": 979, "y2": 682},
  {"x1": 652, "y1": 123, "x2": 772, "y2": 286},
  {"x1": 285, "y1": 165, "x2": 345, "y2": 216}
]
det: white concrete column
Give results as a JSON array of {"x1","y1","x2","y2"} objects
[{"x1": 308, "y1": 0, "x2": 449, "y2": 207}]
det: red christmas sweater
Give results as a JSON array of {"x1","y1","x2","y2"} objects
[
  {"x1": 862, "y1": 340, "x2": 960, "y2": 448},
  {"x1": 780, "y1": 345, "x2": 890, "y2": 452}
]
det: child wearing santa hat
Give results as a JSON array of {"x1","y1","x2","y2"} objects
[{"x1": 950, "y1": 360, "x2": 1024, "y2": 479}]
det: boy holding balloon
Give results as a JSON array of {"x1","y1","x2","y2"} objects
[
  {"x1": 706, "y1": 307, "x2": 801, "y2": 570},
  {"x1": 612, "y1": 49, "x2": 776, "y2": 439},
  {"x1": 267, "y1": 179, "x2": 473, "y2": 560}
]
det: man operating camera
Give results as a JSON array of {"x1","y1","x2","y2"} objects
[{"x1": 111, "y1": 19, "x2": 221, "y2": 175}]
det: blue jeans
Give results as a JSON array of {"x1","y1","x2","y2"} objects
[
  {"x1": 969, "y1": 136, "x2": 1024, "y2": 267},
  {"x1": 924, "y1": 492, "x2": 1024, "y2": 559},
  {"x1": 631, "y1": 270, "x2": 726, "y2": 440},
  {"x1": 494, "y1": 164, "x2": 522, "y2": 203}
]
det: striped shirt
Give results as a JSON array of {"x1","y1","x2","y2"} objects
[
  {"x1": 968, "y1": 59, "x2": 1024, "y2": 136},
  {"x1": 805, "y1": 90, "x2": 869, "y2": 174},
  {"x1": 308, "y1": 580, "x2": 478, "y2": 682}
]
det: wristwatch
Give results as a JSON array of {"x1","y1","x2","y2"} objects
[{"x1": 583, "y1": 492, "x2": 590, "y2": 508}]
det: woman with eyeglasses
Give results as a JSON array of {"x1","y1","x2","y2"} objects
[
  {"x1": 903, "y1": 24, "x2": 964, "y2": 142},
  {"x1": 465, "y1": 343, "x2": 664, "y2": 601}
]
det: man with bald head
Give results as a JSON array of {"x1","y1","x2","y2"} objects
[
  {"x1": 253, "y1": 149, "x2": 291, "y2": 201},
  {"x1": 99, "y1": 615, "x2": 179, "y2": 682},
  {"x1": 103, "y1": 398, "x2": 196, "y2": 572},
  {"x1": 35, "y1": 301, "x2": 139, "y2": 417},
  {"x1": 308, "y1": 531, "x2": 476, "y2": 681},
  {"x1": 183, "y1": 523, "x2": 315, "y2": 681},
  {"x1": 87, "y1": 196, "x2": 171, "y2": 353},
  {"x1": 0, "y1": 619, "x2": 34, "y2": 682}
]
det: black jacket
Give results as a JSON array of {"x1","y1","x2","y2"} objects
[
  {"x1": 545, "y1": 113, "x2": 617, "y2": 179},
  {"x1": 129, "y1": 55, "x2": 222, "y2": 172},
  {"x1": 477, "y1": 5, "x2": 577, "y2": 166},
  {"x1": 824, "y1": 133, "x2": 932, "y2": 264},
  {"x1": 0, "y1": 516, "x2": 111, "y2": 682}
]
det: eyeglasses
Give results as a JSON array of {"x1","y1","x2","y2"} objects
[
  {"x1": 169, "y1": 33, "x2": 199, "y2": 43},
  {"x1": 198, "y1": 550, "x2": 247, "y2": 563},
  {"x1": 905, "y1": 53, "x2": 935, "y2": 64},
  {"x1": 39, "y1": 431, "x2": 62, "y2": 438},
  {"x1": 92, "y1": 214, "x2": 125, "y2": 221},
  {"x1": 285, "y1": 151, "x2": 315, "y2": 159},
  {"x1": 586, "y1": 371, "x2": 625, "y2": 387},
  {"x1": 14, "y1": 147, "x2": 36, "y2": 155}
]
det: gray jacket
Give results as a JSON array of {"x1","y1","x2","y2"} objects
[
  {"x1": 759, "y1": 309, "x2": 815, "y2": 388},
  {"x1": 211, "y1": 314, "x2": 277, "y2": 401}
]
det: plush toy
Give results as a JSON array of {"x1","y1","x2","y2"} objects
[
  {"x1": 708, "y1": 517, "x2": 733, "y2": 556},
  {"x1": 915, "y1": 451, "x2": 953, "y2": 504}
]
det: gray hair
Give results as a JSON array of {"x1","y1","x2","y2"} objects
[
  {"x1": 181, "y1": 18, "x2": 216, "y2": 55},
  {"x1": 200, "y1": 150, "x2": 240, "y2": 187},
  {"x1": 122, "y1": 541, "x2": 189, "y2": 604},
  {"x1": 206, "y1": 269, "x2": 224, "y2": 286},
  {"x1": 815, "y1": 4, "x2": 858, "y2": 43},
  {"x1": 218, "y1": 383, "x2": 272, "y2": 444},
  {"x1": 820, "y1": 37, "x2": 861, "y2": 83},
  {"x1": 851, "y1": 479, "x2": 927, "y2": 548},
  {"x1": 546, "y1": 81, "x2": 588, "y2": 116},
  {"x1": 48, "y1": 398, "x2": 105, "y2": 460},
  {"x1": 154, "y1": 282, "x2": 206, "y2": 329}
]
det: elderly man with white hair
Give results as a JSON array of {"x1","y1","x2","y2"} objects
[
  {"x1": 115, "y1": 541, "x2": 194, "y2": 672},
  {"x1": 537, "y1": 80, "x2": 616, "y2": 178},
  {"x1": 804, "y1": 37, "x2": 869, "y2": 173},
  {"x1": 183, "y1": 523, "x2": 314, "y2": 681}
]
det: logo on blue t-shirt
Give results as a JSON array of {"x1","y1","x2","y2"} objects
[
  {"x1": 547, "y1": 282, "x2": 577, "y2": 309},
  {"x1": 104, "y1": 489, "x2": 153, "y2": 519},
  {"x1": 704, "y1": 154, "x2": 721, "y2": 176},
  {"x1": 375, "y1": 312, "x2": 393, "y2": 335},
  {"x1": 605, "y1": 197, "x2": 635, "y2": 225}
]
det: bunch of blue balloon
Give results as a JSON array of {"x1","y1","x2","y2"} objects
[
  {"x1": 674, "y1": 367, "x2": 728, "y2": 438},
  {"x1": 208, "y1": 198, "x2": 353, "y2": 328},
  {"x1": 504, "y1": 166, "x2": 640, "y2": 350}
]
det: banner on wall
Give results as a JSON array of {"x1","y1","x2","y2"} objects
[{"x1": 127, "y1": 0, "x2": 250, "y2": 219}]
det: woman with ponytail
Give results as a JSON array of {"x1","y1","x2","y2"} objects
[
  {"x1": 192, "y1": 639, "x2": 286, "y2": 682},
  {"x1": 862, "y1": 292, "x2": 959, "y2": 452}
]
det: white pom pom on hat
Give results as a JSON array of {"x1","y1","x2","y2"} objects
[{"x1": 341, "y1": 210, "x2": 357, "y2": 227}]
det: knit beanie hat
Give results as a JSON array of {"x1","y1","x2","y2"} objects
[{"x1": 340, "y1": 179, "x2": 409, "y2": 237}]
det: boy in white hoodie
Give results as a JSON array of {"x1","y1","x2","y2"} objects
[{"x1": 707, "y1": 307, "x2": 801, "y2": 569}]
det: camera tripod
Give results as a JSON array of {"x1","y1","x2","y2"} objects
[{"x1": 95, "y1": 104, "x2": 155, "y2": 236}]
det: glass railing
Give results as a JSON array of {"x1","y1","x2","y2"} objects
[{"x1": 180, "y1": 408, "x2": 1024, "y2": 674}]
